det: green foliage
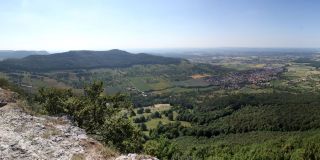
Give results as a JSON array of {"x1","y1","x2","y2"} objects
[
  {"x1": 144, "y1": 136, "x2": 179, "y2": 160},
  {"x1": 295, "y1": 58, "x2": 320, "y2": 68},
  {"x1": 100, "y1": 116, "x2": 144, "y2": 153},
  {"x1": 137, "y1": 108, "x2": 144, "y2": 114},
  {"x1": 150, "y1": 111, "x2": 161, "y2": 118},
  {"x1": 35, "y1": 81, "x2": 143, "y2": 153},
  {"x1": 167, "y1": 112, "x2": 174, "y2": 121},
  {"x1": 134, "y1": 116, "x2": 147, "y2": 123},
  {"x1": 145, "y1": 108, "x2": 151, "y2": 113},
  {"x1": 174, "y1": 131, "x2": 320, "y2": 160},
  {"x1": 174, "y1": 92, "x2": 320, "y2": 138},
  {"x1": 150, "y1": 122, "x2": 184, "y2": 139},
  {"x1": 138, "y1": 123, "x2": 148, "y2": 131},
  {"x1": 35, "y1": 87, "x2": 73, "y2": 115},
  {"x1": 0, "y1": 78, "x2": 26, "y2": 96}
]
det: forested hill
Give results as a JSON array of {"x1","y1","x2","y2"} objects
[
  {"x1": 0, "y1": 50, "x2": 48, "y2": 60},
  {"x1": 0, "y1": 49, "x2": 182, "y2": 71}
]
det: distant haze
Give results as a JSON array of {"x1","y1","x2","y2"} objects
[{"x1": 0, "y1": 0, "x2": 320, "y2": 50}]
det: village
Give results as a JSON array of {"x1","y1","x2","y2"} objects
[{"x1": 206, "y1": 67, "x2": 285, "y2": 89}]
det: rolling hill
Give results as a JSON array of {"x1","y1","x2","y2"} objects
[
  {"x1": 0, "y1": 50, "x2": 48, "y2": 60},
  {"x1": 0, "y1": 49, "x2": 182, "y2": 71}
]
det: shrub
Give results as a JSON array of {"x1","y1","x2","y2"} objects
[
  {"x1": 145, "y1": 108, "x2": 151, "y2": 113},
  {"x1": 35, "y1": 81, "x2": 144, "y2": 153},
  {"x1": 144, "y1": 137, "x2": 179, "y2": 160},
  {"x1": 137, "y1": 108, "x2": 144, "y2": 114}
]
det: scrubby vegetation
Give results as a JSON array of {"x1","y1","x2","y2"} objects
[
  {"x1": 0, "y1": 78, "x2": 26, "y2": 96},
  {"x1": 34, "y1": 81, "x2": 144, "y2": 153}
]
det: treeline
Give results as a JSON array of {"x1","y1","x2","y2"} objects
[{"x1": 295, "y1": 58, "x2": 320, "y2": 68}]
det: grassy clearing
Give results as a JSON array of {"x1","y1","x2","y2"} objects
[
  {"x1": 134, "y1": 104, "x2": 191, "y2": 130},
  {"x1": 129, "y1": 77, "x2": 172, "y2": 91},
  {"x1": 173, "y1": 79, "x2": 210, "y2": 87},
  {"x1": 191, "y1": 74, "x2": 210, "y2": 79}
]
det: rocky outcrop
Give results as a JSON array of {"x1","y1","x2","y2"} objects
[
  {"x1": 115, "y1": 154, "x2": 158, "y2": 160},
  {"x1": 0, "y1": 103, "x2": 117, "y2": 160},
  {"x1": 0, "y1": 88, "x2": 157, "y2": 160}
]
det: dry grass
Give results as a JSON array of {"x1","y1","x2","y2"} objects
[
  {"x1": 71, "y1": 154, "x2": 86, "y2": 160},
  {"x1": 191, "y1": 74, "x2": 210, "y2": 79},
  {"x1": 80, "y1": 139, "x2": 119, "y2": 159},
  {"x1": 46, "y1": 117, "x2": 69, "y2": 126},
  {"x1": 41, "y1": 127, "x2": 61, "y2": 139}
]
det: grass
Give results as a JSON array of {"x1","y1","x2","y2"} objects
[
  {"x1": 129, "y1": 76, "x2": 172, "y2": 91},
  {"x1": 134, "y1": 104, "x2": 191, "y2": 130},
  {"x1": 79, "y1": 139, "x2": 119, "y2": 159},
  {"x1": 145, "y1": 118, "x2": 171, "y2": 129},
  {"x1": 191, "y1": 74, "x2": 210, "y2": 79},
  {"x1": 71, "y1": 154, "x2": 85, "y2": 160},
  {"x1": 145, "y1": 118, "x2": 191, "y2": 129},
  {"x1": 41, "y1": 128, "x2": 61, "y2": 139},
  {"x1": 173, "y1": 79, "x2": 210, "y2": 87},
  {"x1": 134, "y1": 104, "x2": 172, "y2": 115}
]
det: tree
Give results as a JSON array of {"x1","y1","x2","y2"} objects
[
  {"x1": 145, "y1": 108, "x2": 151, "y2": 113},
  {"x1": 35, "y1": 87, "x2": 73, "y2": 115},
  {"x1": 168, "y1": 112, "x2": 174, "y2": 121},
  {"x1": 130, "y1": 110, "x2": 136, "y2": 116},
  {"x1": 144, "y1": 136, "x2": 179, "y2": 160},
  {"x1": 151, "y1": 111, "x2": 161, "y2": 118},
  {"x1": 137, "y1": 108, "x2": 144, "y2": 114},
  {"x1": 35, "y1": 81, "x2": 144, "y2": 153},
  {"x1": 139, "y1": 123, "x2": 148, "y2": 131},
  {"x1": 134, "y1": 116, "x2": 147, "y2": 123}
]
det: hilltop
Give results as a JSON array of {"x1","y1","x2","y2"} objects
[{"x1": 0, "y1": 49, "x2": 182, "y2": 71}]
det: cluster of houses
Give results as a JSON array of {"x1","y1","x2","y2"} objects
[
  {"x1": 126, "y1": 86, "x2": 148, "y2": 97},
  {"x1": 206, "y1": 67, "x2": 284, "y2": 89}
]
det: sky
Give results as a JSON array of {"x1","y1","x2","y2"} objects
[{"x1": 0, "y1": 0, "x2": 320, "y2": 51}]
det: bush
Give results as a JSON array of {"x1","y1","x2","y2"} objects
[
  {"x1": 168, "y1": 112, "x2": 174, "y2": 121},
  {"x1": 134, "y1": 116, "x2": 147, "y2": 123},
  {"x1": 35, "y1": 81, "x2": 144, "y2": 153},
  {"x1": 145, "y1": 108, "x2": 151, "y2": 113},
  {"x1": 137, "y1": 108, "x2": 144, "y2": 114},
  {"x1": 151, "y1": 111, "x2": 161, "y2": 118},
  {"x1": 139, "y1": 123, "x2": 148, "y2": 131},
  {"x1": 144, "y1": 137, "x2": 179, "y2": 160},
  {"x1": 35, "y1": 87, "x2": 73, "y2": 115}
]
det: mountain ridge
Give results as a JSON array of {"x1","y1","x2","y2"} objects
[
  {"x1": 0, "y1": 49, "x2": 182, "y2": 72},
  {"x1": 0, "y1": 50, "x2": 48, "y2": 60}
]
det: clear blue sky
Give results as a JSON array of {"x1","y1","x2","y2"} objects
[{"x1": 0, "y1": 0, "x2": 319, "y2": 51}]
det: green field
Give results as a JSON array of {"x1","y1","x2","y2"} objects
[{"x1": 133, "y1": 104, "x2": 191, "y2": 131}]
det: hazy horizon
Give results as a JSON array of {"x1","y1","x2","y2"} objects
[{"x1": 1, "y1": 0, "x2": 320, "y2": 50}]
